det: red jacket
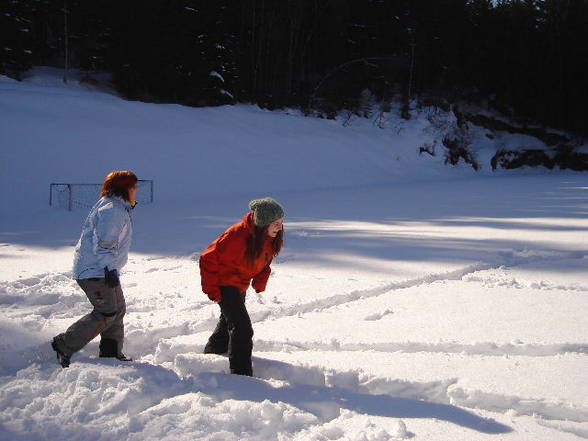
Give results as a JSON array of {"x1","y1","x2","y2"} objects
[{"x1": 199, "y1": 213, "x2": 274, "y2": 300}]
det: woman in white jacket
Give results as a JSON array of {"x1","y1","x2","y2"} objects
[{"x1": 51, "y1": 170, "x2": 138, "y2": 368}]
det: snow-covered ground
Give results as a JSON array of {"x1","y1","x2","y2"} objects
[{"x1": 1, "y1": 68, "x2": 587, "y2": 440}]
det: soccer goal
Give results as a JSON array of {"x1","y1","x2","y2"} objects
[{"x1": 49, "y1": 180, "x2": 154, "y2": 211}]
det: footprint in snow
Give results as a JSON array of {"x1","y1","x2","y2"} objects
[{"x1": 363, "y1": 309, "x2": 394, "y2": 321}]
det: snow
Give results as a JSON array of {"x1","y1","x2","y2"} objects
[
  {"x1": 209, "y1": 71, "x2": 225, "y2": 82},
  {"x1": 0, "y1": 67, "x2": 587, "y2": 440},
  {"x1": 220, "y1": 89, "x2": 234, "y2": 99}
]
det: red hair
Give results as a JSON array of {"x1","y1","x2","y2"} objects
[{"x1": 100, "y1": 170, "x2": 138, "y2": 201}]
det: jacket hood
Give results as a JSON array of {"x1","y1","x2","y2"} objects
[{"x1": 242, "y1": 212, "x2": 256, "y2": 231}]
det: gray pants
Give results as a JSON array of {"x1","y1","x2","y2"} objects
[{"x1": 54, "y1": 278, "x2": 126, "y2": 357}]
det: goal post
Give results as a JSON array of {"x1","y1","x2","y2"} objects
[{"x1": 49, "y1": 179, "x2": 154, "y2": 211}]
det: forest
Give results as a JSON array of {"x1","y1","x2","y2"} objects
[{"x1": 2, "y1": 0, "x2": 587, "y2": 136}]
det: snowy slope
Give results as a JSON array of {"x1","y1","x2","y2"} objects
[
  {"x1": 0, "y1": 68, "x2": 587, "y2": 441},
  {"x1": 0, "y1": 68, "x2": 459, "y2": 211}
]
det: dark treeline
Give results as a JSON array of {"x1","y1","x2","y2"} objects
[{"x1": 1, "y1": 0, "x2": 587, "y2": 135}]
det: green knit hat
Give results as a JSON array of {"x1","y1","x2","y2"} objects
[{"x1": 249, "y1": 197, "x2": 285, "y2": 227}]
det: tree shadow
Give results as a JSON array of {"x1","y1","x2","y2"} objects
[
  {"x1": 9, "y1": 352, "x2": 512, "y2": 435},
  {"x1": 192, "y1": 371, "x2": 512, "y2": 435},
  {"x1": 2, "y1": 347, "x2": 511, "y2": 438}
]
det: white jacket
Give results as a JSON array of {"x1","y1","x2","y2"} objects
[{"x1": 72, "y1": 196, "x2": 133, "y2": 279}]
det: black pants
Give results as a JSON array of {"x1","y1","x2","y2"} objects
[{"x1": 204, "y1": 286, "x2": 253, "y2": 376}]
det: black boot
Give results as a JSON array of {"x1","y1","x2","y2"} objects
[
  {"x1": 99, "y1": 338, "x2": 132, "y2": 361},
  {"x1": 51, "y1": 337, "x2": 71, "y2": 368},
  {"x1": 230, "y1": 367, "x2": 253, "y2": 377}
]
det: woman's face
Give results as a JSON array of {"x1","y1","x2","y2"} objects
[
  {"x1": 128, "y1": 184, "x2": 138, "y2": 202},
  {"x1": 267, "y1": 218, "x2": 283, "y2": 238}
]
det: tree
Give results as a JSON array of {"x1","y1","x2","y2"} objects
[{"x1": 0, "y1": 0, "x2": 35, "y2": 79}]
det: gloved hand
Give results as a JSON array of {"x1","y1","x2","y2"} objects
[
  {"x1": 207, "y1": 289, "x2": 221, "y2": 303},
  {"x1": 104, "y1": 267, "x2": 120, "y2": 288}
]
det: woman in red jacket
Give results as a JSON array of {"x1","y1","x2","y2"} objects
[{"x1": 199, "y1": 197, "x2": 284, "y2": 376}]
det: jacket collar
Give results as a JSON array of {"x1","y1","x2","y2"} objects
[
  {"x1": 243, "y1": 212, "x2": 256, "y2": 231},
  {"x1": 106, "y1": 195, "x2": 133, "y2": 211}
]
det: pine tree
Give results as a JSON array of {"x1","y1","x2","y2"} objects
[{"x1": 0, "y1": 0, "x2": 35, "y2": 79}]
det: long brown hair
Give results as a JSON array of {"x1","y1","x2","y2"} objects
[
  {"x1": 101, "y1": 170, "x2": 138, "y2": 201},
  {"x1": 246, "y1": 225, "x2": 284, "y2": 264}
]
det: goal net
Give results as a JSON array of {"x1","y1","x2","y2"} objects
[{"x1": 50, "y1": 180, "x2": 154, "y2": 211}]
